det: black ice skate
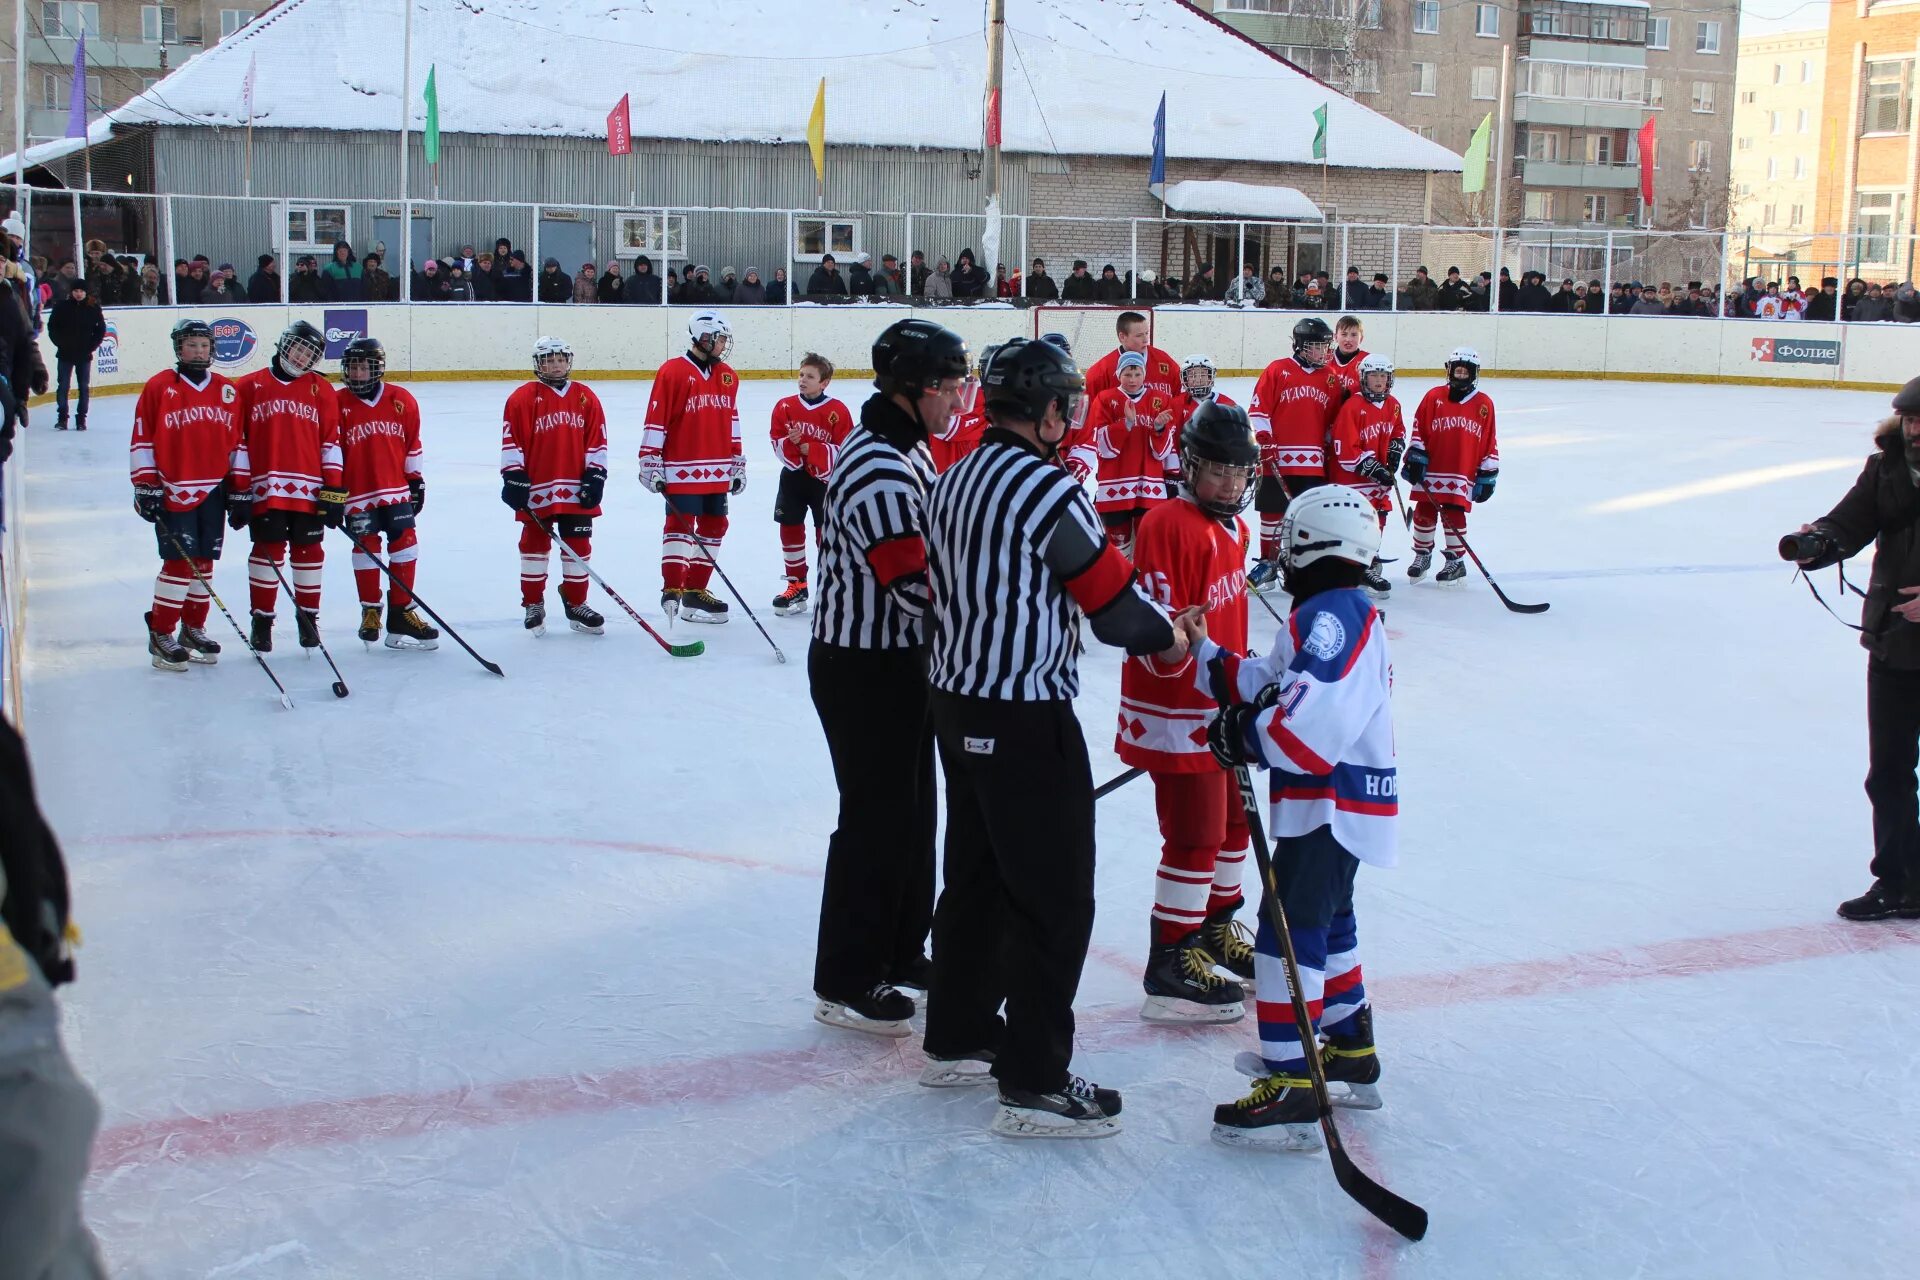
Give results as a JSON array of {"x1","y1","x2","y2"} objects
[
  {"x1": 358, "y1": 604, "x2": 383, "y2": 644},
  {"x1": 813, "y1": 982, "x2": 915, "y2": 1038},
  {"x1": 919, "y1": 1047, "x2": 996, "y2": 1088},
  {"x1": 772, "y1": 579, "x2": 810, "y2": 616},
  {"x1": 1202, "y1": 902, "x2": 1257, "y2": 987},
  {"x1": 890, "y1": 953, "x2": 933, "y2": 994},
  {"x1": 1362, "y1": 557, "x2": 1392, "y2": 598},
  {"x1": 1406, "y1": 550, "x2": 1433, "y2": 581},
  {"x1": 679, "y1": 588, "x2": 729, "y2": 624},
  {"x1": 992, "y1": 1074, "x2": 1123, "y2": 1139},
  {"x1": 1435, "y1": 553, "x2": 1467, "y2": 583},
  {"x1": 250, "y1": 613, "x2": 274, "y2": 653},
  {"x1": 146, "y1": 612, "x2": 189, "y2": 672},
  {"x1": 1212, "y1": 1070, "x2": 1320, "y2": 1152},
  {"x1": 1321, "y1": 1005, "x2": 1383, "y2": 1109},
  {"x1": 386, "y1": 604, "x2": 440, "y2": 650},
  {"x1": 523, "y1": 602, "x2": 546, "y2": 636},
  {"x1": 1837, "y1": 878, "x2": 1920, "y2": 922},
  {"x1": 294, "y1": 609, "x2": 322, "y2": 649},
  {"x1": 563, "y1": 601, "x2": 605, "y2": 635},
  {"x1": 1140, "y1": 931, "x2": 1245, "y2": 1024},
  {"x1": 176, "y1": 623, "x2": 221, "y2": 665}
]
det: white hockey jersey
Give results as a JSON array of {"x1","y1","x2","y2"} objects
[{"x1": 1192, "y1": 585, "x2": 1397, "y2": 868}]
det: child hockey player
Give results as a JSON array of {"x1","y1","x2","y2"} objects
[
  {"x1": 1327, "y1": 315, "x2": 1369, "y2": 401},
  {"x1": 928, "y1": 349, "x2": 992, "y2": 475},
  {"x1": 1182, "y1": 484, "x2": 1396, "y2": 1151},
  {"x1": 1080, "y1": 350, "x2": 1176, "y2": 557},
  {"x1": 642, "y1": 312, "x2": 744, "y2": 624},
  {"x1": 1403, "y1": 346, "x2": 1499, "y2": 583},
  {"x1": 1082, "y1": 311, "x2": 1179, "y2": 402},
  {"x1": 1246, "y1": 317, "x2": 1345, "y2": 591},
  {"x1": 336, "y1": 337, "x2": 437, "y2": 650},
  {"x1": 1328, "y1": 354, "x2": 1405, "y2": 597},
  {"x1": 499, "y1": 336, "x2": 608, "y2": 635},
  {"x1": 768, "y1": 352, "x2": 853, "y2": 616},
  {"x1": 1166, "y1": 354, "x2": 1238, "y2": 494}
]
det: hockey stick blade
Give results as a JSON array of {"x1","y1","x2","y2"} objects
[
  {"x1": 1329, "y1": 1135, "x2": 1430, "y2": 1241},
  {"x1": 158, "y1": 523, "x2": 297, "y2": 708},
  {"x1": 1093, "y1": 766, "x2": 1145, "y2": 800},
  {"x1": 343, "y1": 531, "x2": 506, "y2": 676},
  {"x1": 666, "y1": 638, "x2": 706, "y2": 657},
  {"x1": 1459, "y1": 539, "x2": 1549, "y2": 614},
  {"x1": 542, "y1": 522, "x2": 705, "y2": 658}
]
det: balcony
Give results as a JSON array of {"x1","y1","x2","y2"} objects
[
  {"x1": 35, "y1": 33, "x2": 205, "y2": 73},
  {"x1": 1518, "y1": 158, "x2": 1644, "y2": 189},
  {"x1": 1514, "y1": 97, "x2": 1648, "y2": 129}
]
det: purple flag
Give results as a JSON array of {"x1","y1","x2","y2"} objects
[{"x1": 65, "y1": 31, "x2": 88, "y2": 139}]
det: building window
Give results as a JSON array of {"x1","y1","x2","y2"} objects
[
  {"x1": 1527, "y1": 129, "x2": 1562, "y2": 161},
  {"x1": 1588, "y1": 133, "x2": 1615, "y2": 164},
  {"x1": 1647, "y1": 17, "x2": 1669, "y2": 50},
  {"x1": 1411, "y1": 62, "x2": 1436, "y2": 96},
  {"x1": 1737, "y1": 183, "x2": 1750, "y2": 197},
  {"x1": 1862, "y1": 60, "x2": 1913, "y2": 135},
  {"x1": 41, "y1": 71, "x2": 100, "y2": 112},
  {"x1": 1646, "y1": 78, "x2": 1663, "y2": 109},
  {"x1": 1413, "y1": 0, "x2": 1438, "y2": 35},
  {"x1": 39, "y1": 2, "x2": 100, "y2": 38},
  {"x1": 1350, "y1": 60, "x2": 1380, "y2": 94},
  {"x1": 1740, "y1": 90, "x2": 1756, "y2": 105},
  {"x1": 1471, "y1": 66, "x2": 1497, "y2": 100},
  {"x1": 1584, "y1": 195, "x2": 1608, "y2": 224},
  {"x1": 220, "y1": 8, "x2": 256, "y2": 39},
  {"x1": 1524, "y1": 60, "x2": 1646, "y2": 105},
  {"x1": 1696, "y1": 21, "x2": 1721, "y2": 55},
  {"x1": 795, "y1": 218, "x2": 860, "y2": 262},
  {"x1": 1789, "y1": 203, "x2": 1805, "y2": 227},
  {"x1": 140, "y1": 4, "x2": 177, "y2": 43},
  {"x1": 1523, "y1": 191, "x2": 1556, "y2": 221},
  {"x1": 1855, "y1": 191, "x2": 1907, "y2": 264},
  {"x1": 1414, "y1": 124, "x2": 1437, "y2": 141},
  {"x1": 1691, "y1": 81, "x2": 1716, "y2": 113},
  {"x1": 140, "y1": 76, "x2": 160, "y2": 93},
  {"x1": 1763, "y1": 203, "x2": 1779, "y2": 225},
  {"x1": 1737, "y1": 136, "x2": 1753, "y2": 151},
  {"x1": 1689, "y1": 139, "x2": 1712, "y2": 171},
  {"x1": 1766, "y1": 156, "x2": 1779, "y2": 179},
  {"x1": 1772, "y1": 64, "x2": 1784, "y2": 86},
  {"x1": 1768, "y1": 110, "x2": 1781, "y2": 134},
  {"x1": 1358, "y1": 0, "x2": 1382, "y2": 30},
  {"x1": 1802, "y1": 60, "x2": 1814, "y2": 84},
  {"x1": 615, "y1": 212, "x2": 687, "y2": 259},
  {"x1": 1797, "y1": 108, "x2": 1810, "y2": 133},
  {"x1": 1793, "y1": 156, "x2": 1807, "y2": 179},
  {"x1": 1475, "y1": 3, "x2": 1498, "y2": 37},
  {"x1": 286, "y1": 205, "x2": 350, "y2": 252}
]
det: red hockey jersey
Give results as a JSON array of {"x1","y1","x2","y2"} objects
[
  {"x1": 643, "y1": 354, "x2": 743, "y2": 495},
  {"x1": 1410, "y1": 386, "x2": 1499, "y2": 510},
  {"x1": 336, "y1": 384, "x2": 424, "y2": 514},
  {"x1": 1329, "y1": 393, "x2": 1405, "y2": 511},
  {"x1": 1168, "y1": 390, "x2": 1239, "y2": 443},
  {"x1": 769, "y1": 392, "x2": 853, "y2": 481},
  {"x1": 236, "y1": 367, "x2": 343, "y2": 514},
  {"x1": 1084, "y1": 387, "x2": 1177, "y2": 513},
  {"x1": 501, "y1": 379, "x2": 610, "y2": 517},
  {"x1": 130, "y1": 368, "x2": 248, "y2": 511},
  {"x1": 1118, "y1": 498, "x2": 1250, "y2": 774},
  {"x1": 1328, "y1": 348, "x2": 1369, "y2": 402},
  {"x1": 1084, "y1": 344, "x2": 1180, "y2": 402},
  {"x1": 1248, "y1": 357, "x2": 1345, "y2": 478},
  {"x1": 929, "y1": 401, "x2": 987, "y2": 474}
]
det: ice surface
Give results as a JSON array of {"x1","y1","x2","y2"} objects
[{"x1": 23, "y1": 374, "x2": 1920, "y2": 1278}]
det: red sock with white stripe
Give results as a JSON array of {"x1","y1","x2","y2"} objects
[
  {"x1": 779, "y1": 523, "x2": 808, "y2": 581},
  {"x1": 182, "y1": 561, "x2": 213, "y2": 628},
  {"x1": 1260, "y1": 516, "x2": 1283, "y2": 562},
  {"x1": 353, "y1": 533, "x2": 385, "y2": 606},
  {"x1": 290, "y1": 543, "x2": 324, "y2": 613},
  {"x1": 150, "y1": 559, "x2": 192, "y2": 632}
]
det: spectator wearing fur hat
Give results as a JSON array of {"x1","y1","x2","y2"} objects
[{"x1": 573, "y1": 262, "x2": 599, "y2": 304}]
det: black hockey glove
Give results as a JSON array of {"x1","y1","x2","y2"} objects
[
  {"x1": 1355, "y1": 455, "x2": 1393, "y2": 486},
  {"x1": 1401, "y1": 444, "x2": 1428, "y2": 485},
  {"x1": 408, "y1": 475, "x2": 426, "y2": 515},
  {"x1": 1386, "y1": 437, "x2": 1406, "y2": 472},
  {"x1": 1207, "y1": 683, "x2": 1283, "y2": 770},
  {"x1": 501, "y1": 468, "x2": 532, "y2": 511},
  {"x1": 1472, "y1": 470, "x2": 1497, "y2": 503},
  {"x1": 133, "y1": 483, "x2": 166, "y2": 523},
  {"x1": 579, "y1": 465, "x2": 607, "y2": 509},
  {"x1": 225, "y1": 493, "x2": 253, "y2": 530},
  {"x1": 318, "y1": 487, "x2": 349, "y2": 530}
]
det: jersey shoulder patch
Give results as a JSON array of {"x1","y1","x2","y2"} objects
[{"x1": 1289, "y1": 589, "x2": 1376, "y2": 679}]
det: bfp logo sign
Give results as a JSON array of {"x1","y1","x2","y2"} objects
[
  {"x1": 1751, "y1": 336, "x2": 1840, "y2": 366},
  {"x1": 210, "y1": 317, "x2": 257, "y2": 366},
  {"x1": 323, "y1": 308, "x2": 368, "y2": 359}
]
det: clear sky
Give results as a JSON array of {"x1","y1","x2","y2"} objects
[{"x1": 1739, "y1": 0, "x2": 1830, "y2": 38}]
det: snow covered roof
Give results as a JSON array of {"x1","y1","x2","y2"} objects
[
  {"x1": 0, "y1": 118, "x2": 117, "y2": 182},
  {"x1": 1158, "y1": 180, "x2": 1322, "y2": 222},
  {"x1": 104, "y1": 0, "x2": 1461, "y2": 173}
]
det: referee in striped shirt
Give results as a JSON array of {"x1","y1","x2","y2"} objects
[
  {"x1": 807, "y1": 319, "x2": 970, "y2": 1036},
  {"x1": 922, "y1": 337, "x2": 1194, "y2": 1137}
]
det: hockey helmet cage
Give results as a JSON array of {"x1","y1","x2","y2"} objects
[
  {"x1": 275, "y1": 319, "x2": 326, "y2": 372},
  {"x1": 341, "y1": 336, "x2": 387, "y2": 395},
  {"x1": 1179, "y1": 400, "x2": 1259, "y2": 519},
  {"x1": 1279, "y1": 484, "x2": 1383, "y2": 571}
]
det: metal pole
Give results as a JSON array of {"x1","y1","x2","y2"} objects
[
  {"x1": 400, "y1": 0, "x2": 412, "y2": 273},
  {"x1": 12, "y1": 0, "x2": 26, "y2": 212},
  {"x1": 1390, "y1": 224, "x2": 1400, "y2": 312},
  {"x1": 1716, "y1": 229, "x2": 1730, "y2": 321},
  {"x1": 1602, "y1": 228, "x2": 1614, "y2": 312},
  {"x1": 279, "y1": 198, "x2": 290, "y2": 305},
  {"x1": 660, "y1": 206, "x2": 670, "y2": 306},
  {"x1": 1338, "y1": 223, "x2": 1349, "y2": 305},
  {"x1": 1129, "y1": 218, "x2": 1138, "y2": 299},
  {"x1": 1491, "y1": 44, "x2": 1511, "y2": 248},
  {"x1": 1237, "y1": 220, "x2": 1246, "y2": 301},
  {"x1": 1491, "y1": 225, "x2": 1504, "y2": 313},
  {"x1": 161, "y1": 194, "x2": 177, "y2": 304},
  {"x1": 70, "y1": 190, "x2": 82, "y2": 275},
  {"x1": 904, "y1": 209, "x2": 913, "y2": 299},
  {"x1": 785, "y1": 208, "x2": 794, "y2": 306},
  {"x1": 531, "y1": 205, "x2": 541, "y2": 304}
]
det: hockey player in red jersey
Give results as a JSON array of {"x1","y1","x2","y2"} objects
[
  {"x1": 768, "y1": 352, "x2": 853, "y2": 616},
  {"x1": 336, "y1": 337, "x2": 437, "y2": 650},
  {"x1": 1328, "y1": 353, "x2": 1405, "y2": 597},
  {"x1": 1403, "y1": 346, "x2": 1499, "y2": 584},
  {"x1": 1327, "y1": 315, "x2": 1369, "y2": 402},
  {"x1": 642, "y1": 312, "x2": 744, "y2": 624},
  {"x1": 1082, "y1": 310, "x2": 1179, "y2": 402},
  {"x1": 129, "y1": 318, "x2": 247, "y2": 670},
  {"x1": 1082, "y1": 351, "x2": 1177, "y2": 556},
  {"x1": 1122, "y1": 401, "x2": 1261, "y2": 1025},
  {"x1": 1245, "y1": 316, "x2": 1346, "y2": 591},
  {"x1": 928, "y1": 350, "x2": 991, "y2": 475},
  {"x1": 232, "y1": 320, "x2": 343, "y2": 653},
  {"x1": 499, "y1": 336, "x2": 609, "y2": 636},
  {"x1": 1166, "y1": 354, "x2": 1238, "y2": 494}
]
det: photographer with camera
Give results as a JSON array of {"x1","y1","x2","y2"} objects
[{"x1": 1786, "y1": 376, "x2": 1920, "y2": 921}]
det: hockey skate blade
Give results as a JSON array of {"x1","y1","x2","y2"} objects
[
  {"x1": 385, "y1": 635, "x2": 440, "y2": 650},
  {"x1": 918, "y1": 1058, "x2": 994, "y2": 1088},
  {"x1": 812, "y1": 999, "x2": 912, "y2": 1039},
  {"x1": 567, "y1": 620, "x2": 605, "y2": 635},
  {"x1": 150, "y1": 655, "x2": 188, "y2": 673},
  {"x1": 681, "y1": 611, "x2": 729, "y2": 625},
  {"x1": 1211, "y1": 1121, "x2": 1321, "y2": 1153},
  {"x1": 990, "y1": 1106, "x2": 1121, "y2": 1140},
  {"x1": 1140, "y1": 995, "x2": 1244, "y2": 1025},
  {"x1": 185, "y1": 651, "x2": 218, "y2": 665}
]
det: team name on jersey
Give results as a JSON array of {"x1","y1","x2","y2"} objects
[
  {"x1": 1428, "y1": 411, "x2": 1490, "y2": 439},
  {"x1": 250, "y1": 396, "x2": 321, "y2": 426},
  {"x1": 683, "y1": 392, "x2": 736, "y2": 415},
  {"x1": 532, "y1": 409, "x2": 588, "y2": 434},
  {"x1": 162, "y1": 402, "x2": 237, "y2": 429},
  {"x1": 343, "y1": 416, "x2": 408, "y2": 447},
  {"x1": 1275, "y1": 383, "x2": 1331, "y2": 409},
  {"x1": 792, "y1": 418, "x2": 840, "y2": 445}
]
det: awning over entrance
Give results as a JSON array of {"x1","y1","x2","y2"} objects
[{"x1": 1156, "y1": 179, "x2": 1323, "y2": 223}]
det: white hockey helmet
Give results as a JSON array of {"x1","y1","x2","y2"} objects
[
  {"x1": 1279, "y1": 485, "x2": 1383, "y2": 571},
  {"x1": 689, "y1": 311, "x2": 733, "y2": 359},
  {"x1": 532, "y1": 335, "x2": 573, "y2": 384},
  {"x1": 1446, "y1": 346, "x2": 1481, "y2": 382},
  {"x1": 1181, "y1": 353, "x2": 1216, "y2": 396},
  {"x1": 1358, "y1": 353, "x2": 1395, "y2": 401}
]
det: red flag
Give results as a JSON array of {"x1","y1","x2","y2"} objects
[
  {"x1": 984, "y1": 88, "x2": 1001, "y2": 149},
  {"x1": 607, "y1": 93, "x2": 632, "y2": 157},
  {"x1": 1636, "y1": 117, "x2": 1656, "y2": 207}
]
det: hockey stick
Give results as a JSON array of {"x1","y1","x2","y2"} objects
[
  {"x1": 1391, "y1": 480, "x2": 1412, "y2": 531},
  {"x1": 157, "y1": 524, "x2": 294, "y2": 709},
  {"x1": 343, "y1": 530, "x2": 504, "y2": 676},
  {"x1": 1457, "y1": 537, "x2": 1550, "y2": 615},
  {"x1": 690, "y1": 537, "x2": 788, "y2": 665},
  {"x1": 543, "y1": 522, "x2": 704, "y2": 658},
  {"x1": 1250, "y1": 581, "x2": 1288, "y2": 628},
  {"x1": 265, "y1": 557, "x2": 349, "y2": 697},
  {"x1": 1211, "y1": 662, "x2": 1429, "y2": 1242},
  {"x1": 1094, "y1": 766, "x2": 1144, "y2": 800}
]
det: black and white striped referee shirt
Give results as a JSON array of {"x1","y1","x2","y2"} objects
[
  {"x1": 812, "y1": 397, "x2": 937, "y2": 650},
  {"x1": 928, "y1": 428, "x2": 1174, "y2": 701}
]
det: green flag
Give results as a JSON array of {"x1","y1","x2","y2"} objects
[
  {"x1": 423, "y1": 65, "x2": 439, "y2": 165},
  {"x1": 1311, "y1": 102, "x2": 1328, "y2": 161},
  {"x1": 1461, "y1": 111, "x2": 1493, "y2": 194}
]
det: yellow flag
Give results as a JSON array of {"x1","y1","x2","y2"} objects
[{"x1": 807, "y1": 78, "x2": 826, "y2": 184}]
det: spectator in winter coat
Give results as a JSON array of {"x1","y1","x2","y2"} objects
[
  {"x1": 1183, "y1": 263, "x2": 1218, "y2": 301},
  {"x1": 200, "y1": 268, "x2": 242, "y2": 306},
  {"x1": 453, "y1": 244, "x2": 478, "y2": 276},
  {"x1": 1333, "y1": 267, "x2": 1363, "y2": 310},
  {"x1": 1843, "y1": 278, "x2": 1869, "y2": 321},
  {"x1": 411, "y1": 259, "x2": 448, "y2": 302},
  {"x1": 1894, "y1": 283, "x2": 1920, "y2": 324},
  {"x1": 876, "y1": 255, "x2": 907, "y2": 297},
  {"x1": 627, "y1": 255, "x2": 662, "y2": 304},
  {"x1": 680, "y1": 265, "x2": 717, "y2": 304},
  {"x1": 1438, "y1": 267, "x2": 1473, "y2": 311},
  {"x1": 495, "y1": 250, "x2": 532, "y2": 302},
  {"x1": 468, "y1": 253, "x2": 495, "y2": 301},
  {"x1": 1630, "y1": 287, "x2": 1667, "y2": 316},
  {"x1": 666, "y1": 269, "x2": 682, "y2": 303},
  {"x1": 537, "y1": 257, "x2": 573, "y2": 303},
  {"x1": 1025, "y1": 258, "x2": 1060, "y2": 301},
  {"x1": 1404, "y1": 267, "x2": 1440, "y2": 311},
  {"x1": 138, "y1": 263, "x2": 166, "y2": 306},
  {"x1": 1257, "y1": 266, "x2": 1290, "y2": 308},
  {"x1": 597, "y1": 262, "x2": 625, "y2": 303},
  {"x1": 246, "y1": 254, "x2": 280, "y2": 303},
  {"x1": 950, "y1": 248, "x2": 988, "y2": 299},
  {"x1": 1855, "y1": 286, "x2": 1893, "y2": 323},
  {"x1": 1225, "y1": 264, "x2": 1266, "y2": 305},
  {"x1": 172, "y1": 259, "x2": 200, "y2": 305},
  {"x1": 1803, "y1": 279, "x2": 1836, "y2": 322},
  {"x1": 925, "y1": 258, "x2": 953, "y2": 299},
  {"x1": 444, "y1": 264, "x2": 477, "y2": 302},
  {"x1": 573, "y1": 263, "x2": 599, "y2": 304},
  {"x1": 995, "y1": 263, "x2": 1017, "y2": 298},
  {"x1": 1061, "y1": 260, "x2": 1098, "y2": 301},
  {"x1": 290, "y1": 256, "x2": 329, "y2": 303},
  {"x1": 1083, "y1": 264, "x2": 1116, "y2": 301},
  {"x1": 363, "y1": 253, "x2": 395, "y2": 302},
  {"x1": 322, "y1": 241, "x2": 367, "y2": 301},
  {"x1": 846, "y1": 254, "x2": 877, "y2": 297},
  {"x1": 910, "y1": 249, "x2": 931, "y2": 295},
  {"x1": 806, "y1": 254, "x2": 848, "y2": 298},
  {"x1": 1514, "y1": 272, "x2": 1552, "y2": 312},
  {"x1": 770, "y1": 266, "x2": 793, "y2": 304},
  {"x1": 733, "y1": 268, "x2": 767, "y2": 306},
  {"x1": 47, "y1": 283, "x2": 104, "y2": 430}
]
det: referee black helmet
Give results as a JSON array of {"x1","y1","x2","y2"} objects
[
  {"x1": 981, "y1": 336, "x2": 1084, "y2": 429},
  {"x1": 873, "y1": 318, "x2": 969, "y2": 398},
  {"x1": 1179, "y1": 401, "x2": 1259, "y2": 519}
]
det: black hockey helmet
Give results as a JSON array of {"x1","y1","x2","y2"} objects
[
  {"x1": 1038, "y1": 331, "x2": 1072, "y2": 357},
  {"x1": 873, "y1": 318, "x2": 969, "y2": 398},
  {"x1": 1292, "y1": 316, "x2": 1334, "y2": 366},
  {"x1": 1179, "y1": 400, "x2": 1259, "y2": 518},
  {"x1": 1894, "y1": 376, "x2": 1920, "y2": 417},
  {"x1": 342, "y1": 336, "x2": 387, "y2": 395},
  {"x1": 170, "y1": 317, "x2": 214, "y2": 373},
  {"x1": 275, "y1": 319, "x2": 326, "y2": 373},
  {"x1": 981, "y1": 336, "x2": 1084, "y2": 430}
]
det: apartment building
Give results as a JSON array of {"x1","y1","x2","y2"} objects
[
  {"x1": 0, "y1": 2, "x2": 259, "y2": 153},
  {"x1": 1729, "y1": 28, "x2": 1825, "y2": 264},
  {"x1": 1812, "y1": 0, "x2": 1920, "y2": 280}
]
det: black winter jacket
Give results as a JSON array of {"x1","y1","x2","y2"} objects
[
  {"x1": 47, "y1": 298, "x2": 105, "y2": 358},
  {"x1": 1811, "y1": 419, "x2": 1920, "y2": 668}
]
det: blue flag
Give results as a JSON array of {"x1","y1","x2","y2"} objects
[
  {"x1": 1149, "y1": 92, "x2": 1166, "y2": 200},
  {"x1": 65, "y1": 31, "x2": 88, "y2": 139}
]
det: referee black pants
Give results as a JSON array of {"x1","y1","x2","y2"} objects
[
  {"x1": 924, "y1": 692, "x2": 1096, "y2": 1095},
  {"x1": 809, "y1": 639, "x2": 937, "y2": 999}
]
